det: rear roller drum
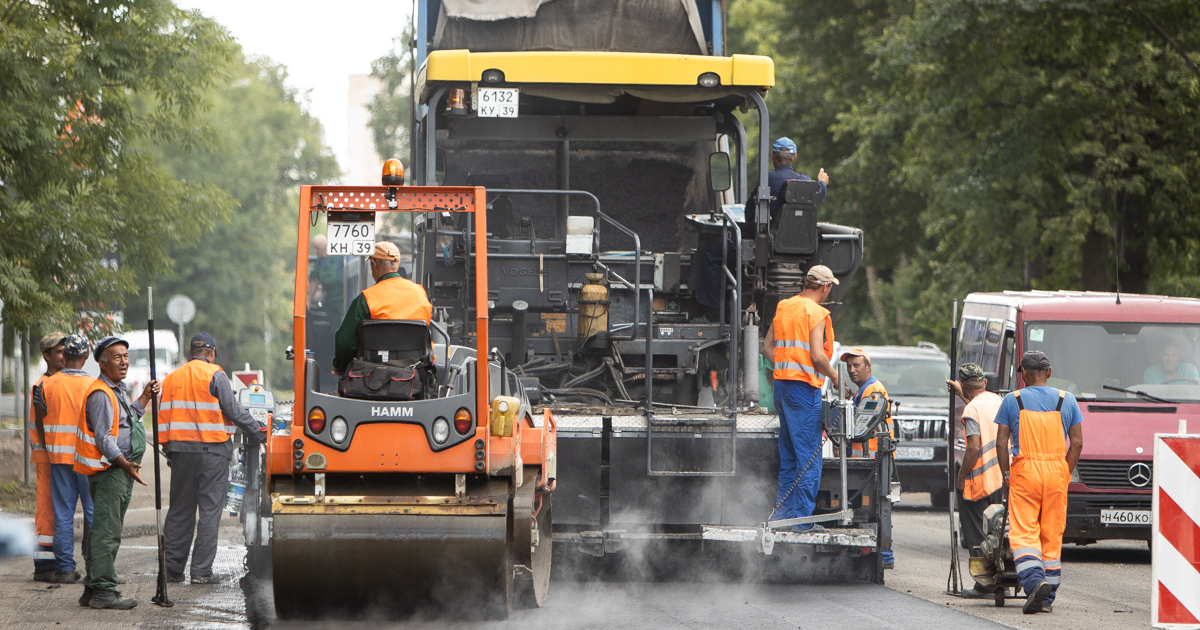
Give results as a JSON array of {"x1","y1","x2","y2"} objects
[{"x1": 512, "y1": 473, "x2": 553, "y2": 609}]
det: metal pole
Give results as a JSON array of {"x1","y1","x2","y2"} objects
[
  {"x1": 947, "y1": 299, "x2": 962, "y2": 594},
  {"x1": 22, "y1": 333, "x2": 31, "y2": 485},
  {"x1": 148, "y1": 288, "x2": 173, "y2": 607}
]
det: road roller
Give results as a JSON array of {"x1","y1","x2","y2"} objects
[{"x1": 256, "y1": 175, "x2": 557, "y2": 619}]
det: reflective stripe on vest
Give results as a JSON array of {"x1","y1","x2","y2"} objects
[
  {"x1": 159, "y1": 360, "x2": 231, "y2": 444},
  {"x1": 74, "y1": 379, "x2": 120, "y2": 475},
  {"x1": 772, "y1": 295, "x2": 833, "y2": 386},
  {"x1": 1012, "y1": 389, "x2": 1068, "y2": 461},
  {"x1": 362, "y1": 276, "x2": 433, "y2": 322},
  {"x1": 42, "y1": 373, "x2": 94, "y2": 465}
]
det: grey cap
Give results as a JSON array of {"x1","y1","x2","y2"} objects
[
  {"x1": 1020, "y1": 351, "x2": 1051, "y2": 371},
  {"x1": 93, "y1": 336, "x2": 128, "y2": 362}
]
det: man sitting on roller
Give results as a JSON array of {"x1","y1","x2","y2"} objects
[{"x1": 332, "y1": 241, "x2": 432, "y2": 375}]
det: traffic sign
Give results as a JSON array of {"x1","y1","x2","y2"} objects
[{"x1": 167, "y1": 294, "x2": 196, "y2": 325}]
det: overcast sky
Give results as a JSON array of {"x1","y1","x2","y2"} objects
[{"x1": 179, "y1": 1, "x2": 413, "y2": 177}]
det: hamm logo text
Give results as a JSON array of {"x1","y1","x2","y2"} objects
[{"x1": 372, "y1": 406, "x2": 415, "y2": 417}]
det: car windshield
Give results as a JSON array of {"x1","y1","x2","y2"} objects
[
  {"x1": 128, "y1": 348, "x2": 171, "y2": 368},
  {"x1": 871, "y1": 358, "x2": 950, "y2": 397},
  {"x1": 1024, "y1": 322, "x2": 1200, "y2": 402}
]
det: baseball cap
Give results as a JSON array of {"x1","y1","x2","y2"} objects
[
  {"x1": 772, "y1": 137, "x2": 797, "y2": 154},
  {"x1": 93, "y1": 336, "x2": 129, "y2": 362},
  {"x1": 806, "y1": 265, "x2": 840, "y2": 285},
  {"x1": 62, "y1": 334, "x2": 91, "y2": 360},
  {"x1": 39, "y1": 332, "x2": 67, "y2": 353},
  {"x1": 840, "y1": 347, "x2": 871, "y2": 363},
  {"x1": 369, "y1": 241, "x2": 401, "y2": 262},
  {"x1": 190, "y1": 332, "x2": 217, "y2": 350},
  {"x1": 1019, "y1": 351, "x2": 1051, "y2": 371},
  {"x1": 958, "y1": 363, "x2": 986, "y2": 382}
]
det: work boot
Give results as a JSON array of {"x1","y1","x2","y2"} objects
[
  {"x1": 882, "y1": 558, "x2": 895, "y2": 570},
  {"x1": 191, "y1": 574, "x2": 221, "y2": 585},
  {"x1": 78, "y1": 586, "x2": 93, "y2": 607},
  {"x1": 165, "y1": 570, "x2": 185, "y2": 583},
  {"x1": 960, "y1": 584, "x2": 993, "y2": 599},
  {"x1": 33, "y1": 569, "x2": 57, "y2": 582},
  {"x1": 1023, "y1": 581, "x2": 1052, "y2": 614},
  {"x1": 89, "y1": 589, "x2": 138, "y2": 610},
  {"x1": 1040, "y1": 604, "x2": 1053, "y2": 613},
  {"x1": 53, "y1": 570, "x2": 81, "y2": 584}
]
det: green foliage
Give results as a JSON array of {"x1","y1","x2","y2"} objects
[
  {"x1": 368, "y1": 33, "x2": 415, "y2": 175},
  {"x1": 124, "y1": 53, "x2": 340, "y2": 388},
  {"x1": 730, "y1": 0, "x2": 1200, "y2": 349},
  {"x1": 0, "y1": 0, "x2": 237, "y2": 332}
]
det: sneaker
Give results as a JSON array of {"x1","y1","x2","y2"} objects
[
  {"x1": 883, "y1": 559, "x2": 895, "y2": 570},
  {"x1": 33, "y1": 570, "x2": 57, "y2": 583},
  {"x1": 1040, "y1": 603, "x2": 1053, "y2": 613},
  {"x1": 89, "y1": 589, "x2": 138, "y2": 610},
  {"x1": 165, "y1": 570, "x2": 185, "y2": 583},
  {"x1": 1023, "y1": 581, "x2": 1052, "y2": 614},
  {"x1": 53, "y1": 570, "x2": 81, "y2": 584},
  {"x1": 78, "y1": 586, "x2": 93, "y2": 607},
  {"x1": 190, "y1": 574, "x2": 221, "y2": 585}
]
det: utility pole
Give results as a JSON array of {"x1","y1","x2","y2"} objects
[{"x1": 22, "y1": 333, "x2": 31, "y2": 485}]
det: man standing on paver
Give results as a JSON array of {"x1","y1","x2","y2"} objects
[
  {"x1": 74, "y1": 336, "x2": 158, "y2": 610},
  {"x1": 994, "y1": 351, "x2": 1084, "y2": 614},
  {"x1": 159, "y1": 333, "x2": 265, "y2": 584}
]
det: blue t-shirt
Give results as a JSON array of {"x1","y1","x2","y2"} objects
[
  {"x1": 993, "y1": 386, "x2": 1083, "y2": 457},
  {"x1": 1143, "y1": 363, "x2": 1200, "y2": 385}
]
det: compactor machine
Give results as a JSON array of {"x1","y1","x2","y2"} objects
[
  {"x1": 398, "y1": 1, "x2": 888, "y2": 584},
  {"x1": 250, "y1": 178, "x2": 557, "y2": 619}
]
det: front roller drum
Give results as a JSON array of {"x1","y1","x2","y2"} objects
[
  {"x1": 512, "y1": 473, "x2": 552, "y2": 609},
  {"x1": 272, "y1": 512, "x2": 511, "y2": 619}
]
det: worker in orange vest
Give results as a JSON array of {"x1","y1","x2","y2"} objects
[
  {"x1": 159, "y1": 332, "x2": 265, "y2": 584},
  {"x1": 840, "y1": 346, "x2": 895, "y2": 568},
  {"x1": 994, "y1": 351, "x2": 1084, "y2": 614},
  {"x1": 32, "y1": 334, "x2": 95, "y2": 583},
  {"x1": 30, "y1": 331, "x2": 67, "y2": 581},
  {"x1": 947, "y1": 362, "x2": 1005, "y2": 598},
  {"x1": 332, "y1": 241, "x2": 432, "y2": 374},
  {"x1": 75, "y1": 336, "x2": 158, "y2": 610},
  {"x1": 761, "y1": 265, "x2": 840, "y2": 530}
]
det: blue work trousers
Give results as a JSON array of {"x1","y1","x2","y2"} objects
[
  {"x1": 774, "y1": 379, "x2": 824, "y2": 523},
  {"x1": 50, "y1": 463, "x2": 93, "y2": 573}
]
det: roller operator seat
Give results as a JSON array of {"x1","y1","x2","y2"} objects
[{"x1": 354, "y1": 319, "x2": 437, "y2": 399}]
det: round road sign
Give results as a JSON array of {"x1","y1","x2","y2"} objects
[{"x1": 167, "y1": 294, "x2": 196, "y2": 325}]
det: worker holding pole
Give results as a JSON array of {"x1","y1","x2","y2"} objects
[
  {"x1": 761, "y1": 266, "x2": 840, "y2": 529},
  {"x1": 32, "y1": 334, "x2": 95, "y2": 583},
  {"x1": 158, "y1": 332, "x2": 265, "y2": 584},
  {"x1": 947, "y1": 363, "x2": 1005, "y2": 598},
  {"x1": 994, "y1": 351, "x2": 1084, "y2": 614},
  {"x1": 75, "y1": 336, "x2": 158, "y2": 610},
  {"x1": 29, "y1": 331, "x2": 67, "y2": 582}
]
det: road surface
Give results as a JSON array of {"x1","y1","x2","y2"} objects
[{"x1": 0, "y1": 491, "x2": 1151, "y2": 629}]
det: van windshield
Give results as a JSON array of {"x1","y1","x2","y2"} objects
[
  {"x1": 1023, "y1": 322, "x2": 1200, "y2": 402},
  {"x1": 871, "y1": 358, "x2": 951, "y2": 397},
  {"x1": 129, "y1": 348, "x2": 171, "y2": 369}
]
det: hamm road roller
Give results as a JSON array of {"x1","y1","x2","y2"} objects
[{"x1": 258, "y1": 176, "x2": 557, "y2": 619}]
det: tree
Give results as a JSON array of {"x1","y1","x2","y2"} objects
[
  {"x1": 0, "y1": 0, "x2": 236, "y2": 333},
  {"x1": 124, "y1": 53, "x2": 340, "y2": 389}
]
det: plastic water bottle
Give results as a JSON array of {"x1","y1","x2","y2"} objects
[{"x1": 225, "y1": 458, "x2": 246, "y2": 516}]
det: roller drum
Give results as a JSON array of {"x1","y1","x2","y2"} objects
[{"x1": 272, "y1": 512, "x2": 511, "y2": 619}]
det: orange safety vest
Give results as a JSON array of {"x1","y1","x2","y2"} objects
[
  {"x1": 29, "y1": 374, "x2": 50, "y2": 464},
  {"x1": 41, "y1": 372, "x2": 95, "y2": 465},
  {"x1": 362, "y1": 276, "x2": 433, "y2": 323},
  {"x1": 158, "y1": 360, "x2": 232, "y2": 444},
  {"x1": 1013, "y1": 389, "x2": 1068, "y2": 461},
  {"x1": 772, "y1": 295, "x2": 834, "y2": 386},
  {"x1": 74, "y1": 379, "x2": 121, "y2": 475},
  {"x1": 850, "y1": 379, "x2": 892, "y2": 458},
  {"x1": 961, "y1": 391, "x2": 1004, "y2": 501}
]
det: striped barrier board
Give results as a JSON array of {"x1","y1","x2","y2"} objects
[{"x1": 1152, "y1": 430, "x2": 1200, "y2": 628}]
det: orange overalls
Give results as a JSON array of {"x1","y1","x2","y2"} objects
[
  {"x1": 30, "y1": 374, "x2": 56, "y2": 577},
  {"x1": 1008, "y1": 389, "x2": 1071, "y2": 605}
]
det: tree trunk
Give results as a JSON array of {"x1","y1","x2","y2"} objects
[
  {"x1": 1081, "y1": 224, "x2": 1111, "y2": 291},
  {"x1": 1117, "y1": 192, "x2": 1150, "y2": 294}
]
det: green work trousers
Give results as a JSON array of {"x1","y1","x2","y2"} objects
[{"x1": 83, "y1": 415, "x2": 145, "y2": 592}]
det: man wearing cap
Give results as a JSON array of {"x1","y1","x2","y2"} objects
[
  {"x1": 75, "y1": 336, "x2": 159, "y2": 610},
  {"x1": 745, "y1": 137, "x2": 830, "y2": 225},
  {"x1": 761, "y1": 266, "x2": 839, "y2": 530},
  {"x1": 33, "y1": 335, "x2": 95, "y2": 583},
  {"x1": 947, "y1": 363, "x2": 1005, "y2": 598},
  {"x1": 29, "y1": 332, "x2": 67, "y2": 581},
  {"x1": 840, "y1": 346, "x2": 895, "y2": 567},
  {"x1": 993, "y1": 351, "x2": 1084, "y2": 614},
  {"x1": 160, "y1": 333, "x2": 265, "y2": 584},
  {"x1": 333, "y1": 241, "x2": 432, "y2": 375}
]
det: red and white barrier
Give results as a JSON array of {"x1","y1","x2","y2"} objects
[{"x1": 1152, "y1": 424, "x2": 1200, "y2": 629}]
